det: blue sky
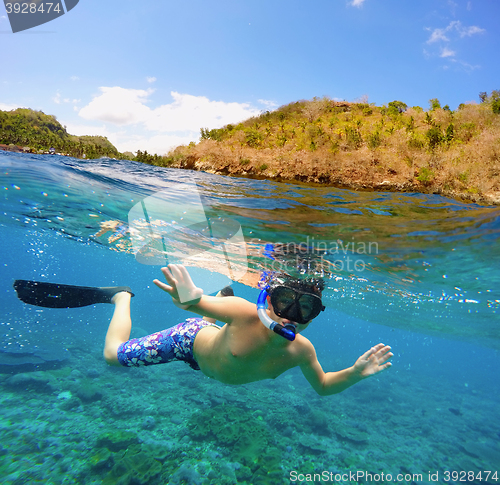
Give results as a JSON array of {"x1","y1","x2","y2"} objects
[{"x1": 1, "y1": 0, "x2": 498, "y2": 154}]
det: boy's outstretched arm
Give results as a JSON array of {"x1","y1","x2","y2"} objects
[
  {"x1": 153, "y1": 264, "x2": 256, "y2": 324},
  {"x1": 299, "y1": 341, "x2": 393, "y2": 396}
]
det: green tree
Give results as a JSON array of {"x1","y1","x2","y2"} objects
[
  {"x1": 200, "y1": 127, "x2": 224, "y2": 141},
  {"x1": 388, "y1": 101, "x2": 407, "y2": 114},
  {"x1": 245, "y1": 129, "x2": 263, "y2": 147},
  {"x1": 445, "y1": 123, "x2": 454, "y2": 143},
  {"x1": 426, "y1": 127, "x2": 443, "y2": 148},
  {"x1": 493, "y1": 99, "x2": 500, "y2": 114},
  {"x1": 0, "y1": 108, "x2": 122, "y2": 158},
  {"x1": 491, "y1": 90, "x2": 500, "y2": 114},
  {"x1": 429, "y1": 98, "x2": 441, "y2": 111}
]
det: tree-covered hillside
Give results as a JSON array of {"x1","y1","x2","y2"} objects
[
  {"x1": 0, "y1": 108, "x2": 122, "y2": 159},
  {"x1": 2, "y1": 93, "x2": 499, "y2": 205},
  {"x1": 146, "y1": 91, "x2": 500, "y2": 204}
]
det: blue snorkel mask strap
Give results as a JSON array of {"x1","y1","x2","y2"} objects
[{"x1": 256, "y1": 286, "x2": 296, "y2": 341}]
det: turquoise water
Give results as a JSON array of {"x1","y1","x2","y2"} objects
[{"x1": 1, "y1": 152, "x2": 499, "y2": 484}]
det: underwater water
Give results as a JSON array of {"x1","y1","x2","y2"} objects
[{"x1": 0, "y1": 151, "x2": 499, "y2": 484}]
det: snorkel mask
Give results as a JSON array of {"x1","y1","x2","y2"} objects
[{"x1": 257, "y1": 272, "x2": 325, "y2": 341}]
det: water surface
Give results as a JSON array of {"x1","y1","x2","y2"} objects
[{"x1": 1, "y1": 152, "x2": 499, "y2": 484}]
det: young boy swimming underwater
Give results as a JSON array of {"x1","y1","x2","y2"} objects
[{"x1": 103, "y1": 264, "x2": 392, "y2": 395}]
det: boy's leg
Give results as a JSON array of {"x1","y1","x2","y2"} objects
[{"x1": 103, "y1": 292, "x2": 132, "y2": 365}]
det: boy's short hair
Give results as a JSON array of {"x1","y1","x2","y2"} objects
[
  {"x1": 261, "y1": 271, "x2": 325, "y2": 296},
  {"x1": 219, "y1": 286, "x2": 234, "y2": 297}
]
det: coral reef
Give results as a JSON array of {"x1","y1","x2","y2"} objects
[{"x1": 1, "y1": 342, "x2": 499, "y2": 484}]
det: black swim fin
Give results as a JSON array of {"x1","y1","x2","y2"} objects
[{"x1": 13, "y1": 280, "x2": 134, "y2": 308}]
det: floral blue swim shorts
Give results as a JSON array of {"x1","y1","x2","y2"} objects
[{"x1": 117, "y1": 317, "x2": 217, "y2": 370}]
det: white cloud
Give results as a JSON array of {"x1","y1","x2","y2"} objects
[
  {"x1": 447, "y1": 0, "x2": 458, "y2": 15},
  {"x1": 64, "y1": 121, "x2": 109, "y2": 138},
  {"x1": 147, "y1": 77, "x2": 157, "y2": 83},
  {"x1": 75, "y1": 87, "x2": 262, "y2": 154},
  {"x1": 440, "y1": 47, "x2": 456, "y2": 58},
  {"x1": 112, "y1": 133, "x2": 197, "y2": 155},
  {"x1": 53, "y1": 92, "x2": 61, "y2": 104},
  {"x1": 65, "y1": 120, "x2": 198, "y2": 155},
  {"x1": 450, "y1": 59, "x2": 481, "y2": 72},
  {"x1": 426, "y1": 27, "x2": 449, "y2": 44},
  {"x1": 79, "y1": 87, "x2": 153, "y2": 125},
  {"x1": 424, "y1": 20, "x2": 485, "y2": 67},
  {"x1": 349, "y1": 0, "x2": 366, "y2": 7},
  {"x1": 258, "y1": 99, "x2": 278, "y2": 109},
  {"x1": 459, "y1": 25, "x2": 485, "y2": 37},
  {"x1": 0, "y1": 102, "x2": 19, "y2": 111},
  {"x1": 144, "y1": 92, "x2": 261, "y2": 132},
  {"x1": 70, "y1": 76, "x2": 80, "y2": 81},
  {"x1": 426, "y1": 20, "x2": 485, "y2": 44},
  {"x1": 79, "y1": 88, "x2": 260, "y2": 132}
]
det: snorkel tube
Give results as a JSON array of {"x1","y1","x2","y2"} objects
[{"x1": 257, "y1": 288, "x2": 296, "y2": 341}]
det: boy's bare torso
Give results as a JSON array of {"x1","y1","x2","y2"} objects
[{"x1": 193, "y1": 317, "x2": 306, "y2": 385}]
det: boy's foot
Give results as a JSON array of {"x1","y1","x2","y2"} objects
[
  {"x1": 98, "y1": 286, "x2": 135, "y2": 303},
  {"x1": 109, "y1": 289, "x2": 134, "y2": 304}
]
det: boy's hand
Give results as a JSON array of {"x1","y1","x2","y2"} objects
[
  {"x1": 153, "y1": 264, "x2": 203, "y2": 305},
  {"x1": 353, "y1": 344, "x2": 392, "y2": 378}
]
